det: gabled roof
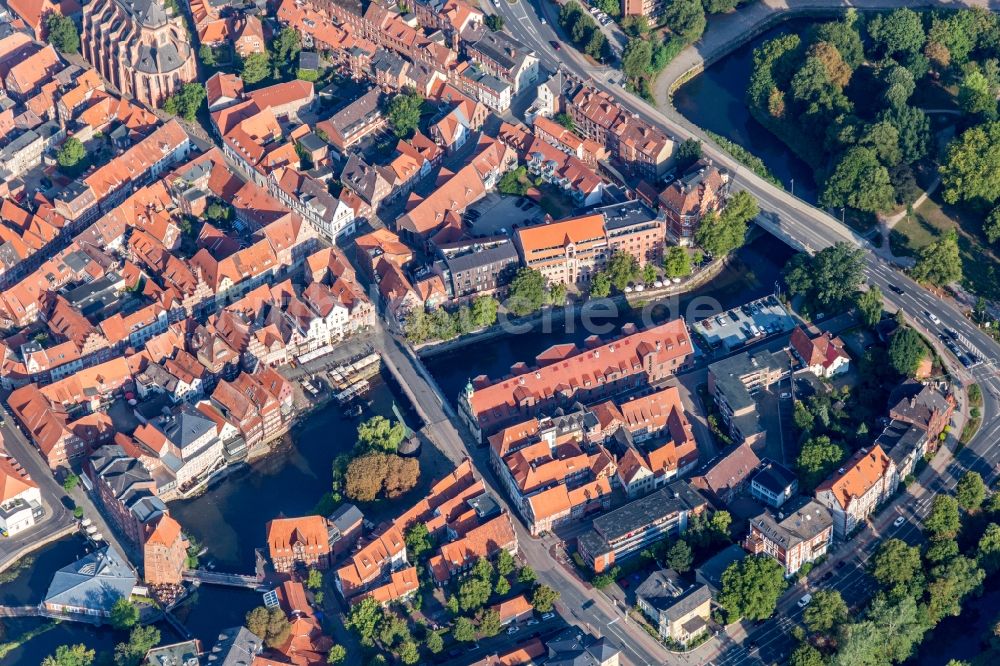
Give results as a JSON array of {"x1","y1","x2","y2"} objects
[
  {"x1": 43, "y1": 546, "x2": 136, "y2": 611},
  {"x1": 0, "y1": 455, "x2": 38, "y2": 503},
  {"x1": 815, "y1": 445, "x2": 894, "y2": 510}
]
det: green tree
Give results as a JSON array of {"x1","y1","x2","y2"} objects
[
  {"x1": 479, "y1": 609, "x2": 503, "y2": 637},
  {"x1": 796, "y1": 435, "x2": 845, "y2": 490},
  {"x1": 496, "y1": 549, "x2": 516, "y2": 576},
  {"x1": 836, "y1": 594, "x2": 928, "y2": 665},
  {"x1": 507, "y1": 268, "x2": 548, "y2": 316},
  {"x1": 63, "y1": 473, "x2": 80, "y2": 491},
  {"x1": 789, "y1": 643, "x2": 825, "y2": 666},
  {"x1": 926, "y1": 539, "x2": 960, "y2": 564},
  {"x1": 271, "y1": 27, "x2": 302, "y2": 75},
  {"x1": 347, "y1": 598, "x2": 381, "y2": 645},
  {"x1": 675, "y1": 138, "x2": 702, "y2": 169},
  {"x1": 518, "y1": 565, "x2": 536, "y2": 584},
  {"x1": 306, "y1": 568, "x2": 323, "y2": 591},
  {"x1": 663, "y1": 246, "x2": 692, "y2": 278},
  {"x1": 530, "y1": 584, "x2": 560, "y2": 612},
  {"x1": 665, "y1": 540, "x2": 693, "y2": 573},
  {"x1": 941, "y1": 121, "x2": 1000, "y2": 205},
  {"x1": 976, "y1": 523, "x2": 1000, "y2": 575},
  {"x1": 911, "y1": 229, "x2": 962, "y2": 286},
  {"x1": 495, "y1": 575, "x2": 511, "y2": 595},
  {"x1": 959, "y1": 67, "x2": 998, "y2": 117},
  {"x1": 452, "y1": 617, "x2": 477, "y2": 642},
  {"x1": 814, "y1": 12, "x2": 864, "y2": 69},
  {"x1": 695, "y1": 191, "x2": 758, "y2": 257},
  {"x1": 42, "y1": 645, "x2": 95, "y2": 666},
  {"x1": 927, "y1": 555, "x2": 985, "y2": 622},
  {"x1": 425, "y1": 630, "x2": 444, "y2": 654},
  {"x1": 200, "y1": 44, "x2": 218, "y2": 67},
  {"x1": 114, "y1": 626, "x2": 161, "y2": 666},
  {"x1": 704, "y1": 0, "x2": 738, "y2": 13},
  {"x1": 784, "y1": 243, "x2": 865, "y2": 309},
  {"x1": 405, "y1": 523, "x2": 434, "y2": 559},
  {"x1": 57, "y1": 138, "x2": 88, "y2": 177},
  {"x1": 957, "y1": 471, "x2": 986, "y2": 511},
  {"x1": 663, "y1": 0, "x2": 706, "y2": 43},
  {"x1": 485, "y1": 14, "x2": 504, "y2": 31},
  {"x1": 986, "y1": 205, "x2": 1000, "y2": 244},
  {"x1": 555, "y1": 113, "x2": 575, "y2": 130},
  {"x1": 46, "y1": 14, "x2": 79, "y2": 54},
  {"x1": 622, "y1": 15, "x2": 650, "y2": 38},
  {"x1": 498, "y1": 165, "x2": 529, "y2": 196},
  {"x1": 793, "y1": 401, "x2": 815, "y2": 433},
  {"x1": 879, "y1": 104, "x2": 928, "y2": 165},
  {"x1": 803, "y1": 589, "x2": 848, "y2": 634},
  {"x1": 241, "y1": 52, "x2": 271, "y2": 84},
  {"x1": 589, "y1": 272, "x2": 611, "y2": 298},
  {"x1": 867, "y1": 8, "x2": 926, "y2": 57},
  {"x1": 472, "y1": 556, "x2": 494, "y2": 581},
  {"x1": 327, "y1": 645, "x2": 347, "y2": 664},
  {"x1": 471, "y1": 295, "x2": 498, "y2": 327},
  {"x1": 605, "y1": 251, "x2": 640, "y2": 290},
  {"x1": 593, "y1": 0, "x2": 619, "y2": 16},
  {"x1": 856, "y1": 285, "x2": 884, "y2": 327},
  {"x1": 888, "y1": 326, "x2": 929, "y2": 377},
  {"x1": 386, "y1": 90, "x2": 423, "y2": 139},
  {"x1": 458, "y1": 576, "x2": 492, "y2": 611},
  {"x1": 821, "y1": 147, "x2": 896, "y2": 212},
  {"x1": 871, "y1": 538, "x2": 923, "y2": 591},
  {"x1": 163, "y1": 83, "x2": 206, "y2": 121},
  {"x1": 861, "y1": 120, "x2": 902, "y2": 167},
  {"x1": 925, "y1": 494, "x2": 961, "y2": 540},
  {"x1": 718, "y1": 555, "x2": 786, "y2": 621},
  {"x1": 398, "y1": 642, "x2": 419, "y2": 665},
  {"x1": 357, "y1": 416, "x2": 406, "y2": 453},
  {"x1": 110, "y1": 598, "x2": 139, "y2": 630},
  {"x1": 621, "y1": 38, "x2": 653, "y2": 84}
]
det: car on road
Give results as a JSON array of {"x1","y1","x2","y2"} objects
[
  {"x1": 837, "y1": 560, "x2": 848, "y2": 568},
  {"x1": 797, "y1": 593, "x2": 813, "y2": 608},
  {"x1": 945, "y1": 328, "x2": 959, "y2": 340},
  {"x1": 927, "y1": 312, "x2": 941, "y2": 325},
  {"x1": 542, "y1": 612, "x2": 555, "y2": 620},
  {"x1": 506, "y1": 626, "x2": 519, "y2": 635},
  {"x1": 540, "y1": 17, "x2": 546, "y2": 24},
  {"x1": 582, "y1": 600, "x2": 595, "y2": 610},
  {"x1": 822, "y1": 571, "x2": 834, "y2": 581},
  {"x1": 527, "y1": 619, "x2": 539, "y2": 626},
  {"x1": 894, "y1": 516, "x2": 906, "y2": 528},
  {"x1": 888, "y1": 284, "x2": 905, "y2": 295},
  {"x1": 747, "y1": 642, "x2": 758, "y2": 653},
  {"x1": 780, "y1": 392, "x2": 791, "y2": 399},
  {"x1": 550, "y1": 40, "x2": 561, "y2": 50}
]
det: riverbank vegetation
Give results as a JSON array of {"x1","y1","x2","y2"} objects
[{"x1": 748, "y1": 7, "x2": 1000, "y2": 298}]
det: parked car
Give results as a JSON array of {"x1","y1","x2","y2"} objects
[
  {"x1": 797, "y1": 593, "x2": 813, "y2": 608},
  {"x1": 893, "y1": 516, "x2": 906, "y2": 528},
  {"x1": 507, "y1": 626, "x2": 519, "y2": 635},
  {"x1": 780, "y1": 392, "x2": 791, "y2": 399},
  {"x1": 542, "y1": 612, "x2": 556, "y2": 620}
]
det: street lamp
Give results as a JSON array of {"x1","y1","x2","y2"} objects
[{"x1": 790, "y1": 178, "x2": 795, "y2": 198}]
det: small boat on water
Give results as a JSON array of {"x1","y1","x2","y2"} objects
[{"x1": 343, "y1": 403, "x2": 363, "y2": 418}]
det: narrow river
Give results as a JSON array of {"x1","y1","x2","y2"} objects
[{"x1": 673, "y1": 18, "x2": 819, "y2": 203}]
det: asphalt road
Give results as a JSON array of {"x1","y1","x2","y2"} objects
[{"x1": 0, "y1": 407, "x2": 75, "y2": 570}]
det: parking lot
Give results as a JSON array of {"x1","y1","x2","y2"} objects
[
  {"x1": 465, "y1": 192, "x2": 545, "y2": 237},
  {"x1": 692, "y1": 295, "x2": 796, "y2": 352}
]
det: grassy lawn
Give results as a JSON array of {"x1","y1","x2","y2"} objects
[{"x1": 890, "y1": 193, "x2": 1000, "y2": 299}]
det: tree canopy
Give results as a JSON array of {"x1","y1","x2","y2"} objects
[
  {"x1": 43, "y1": 645, "x2": 95, "y2": 666},
  {"x1": 796, "y1": 435, "x2": 846, "y2": 490},
  {"x1": 46, "y1": 14, "x2": 79, "y2": 54},
  {"x1": 718, "y1": 555, "x2": 786, "y2": 621},
  {"x1": 941, "y1": 121, "x2": 1000, "y2": 205},
  {"x1": 356, "y1": 416, "x2": 407, "y2": 453},
  {"x1": 911, "y1": 229, "x2": 962, "y2": 286},
  {"x1": 240, "y1": 52, "x2": 271, "y2": 84},
  {"x1": 821, "y1": 147, "x2": 896, "y2": 212},
  {"x1": 507, "y1": 268, "x2": 548, "y2": 316},
  {"x1": 163, "y1": 83, "x2": 206, "y2": 121},
  {"x1": 57, "y1": 137, "x2": 88, "y2": 177},
  {"x1": 386, "y1": 90, "x2": 423, "y2": 138},
  {"x1": 695, "y1": 191, "x2": 759, "y2": 256},
  {"x1": 856, "y1": 285, "x2": 884, "y2": 327},
  {"x1": 888, "y1": 326, "x2": 929, "y2": 377},
  {"x1": 784, "y1": 242, "x2": 865, "y2": 309}
]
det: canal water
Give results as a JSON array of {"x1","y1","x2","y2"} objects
[
  {"x1": 673, "y1": 18, "x2": 819, "y2": 203},
  {"x1": 424, "y1": 233, "x2": 795, "y2": 401}
]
